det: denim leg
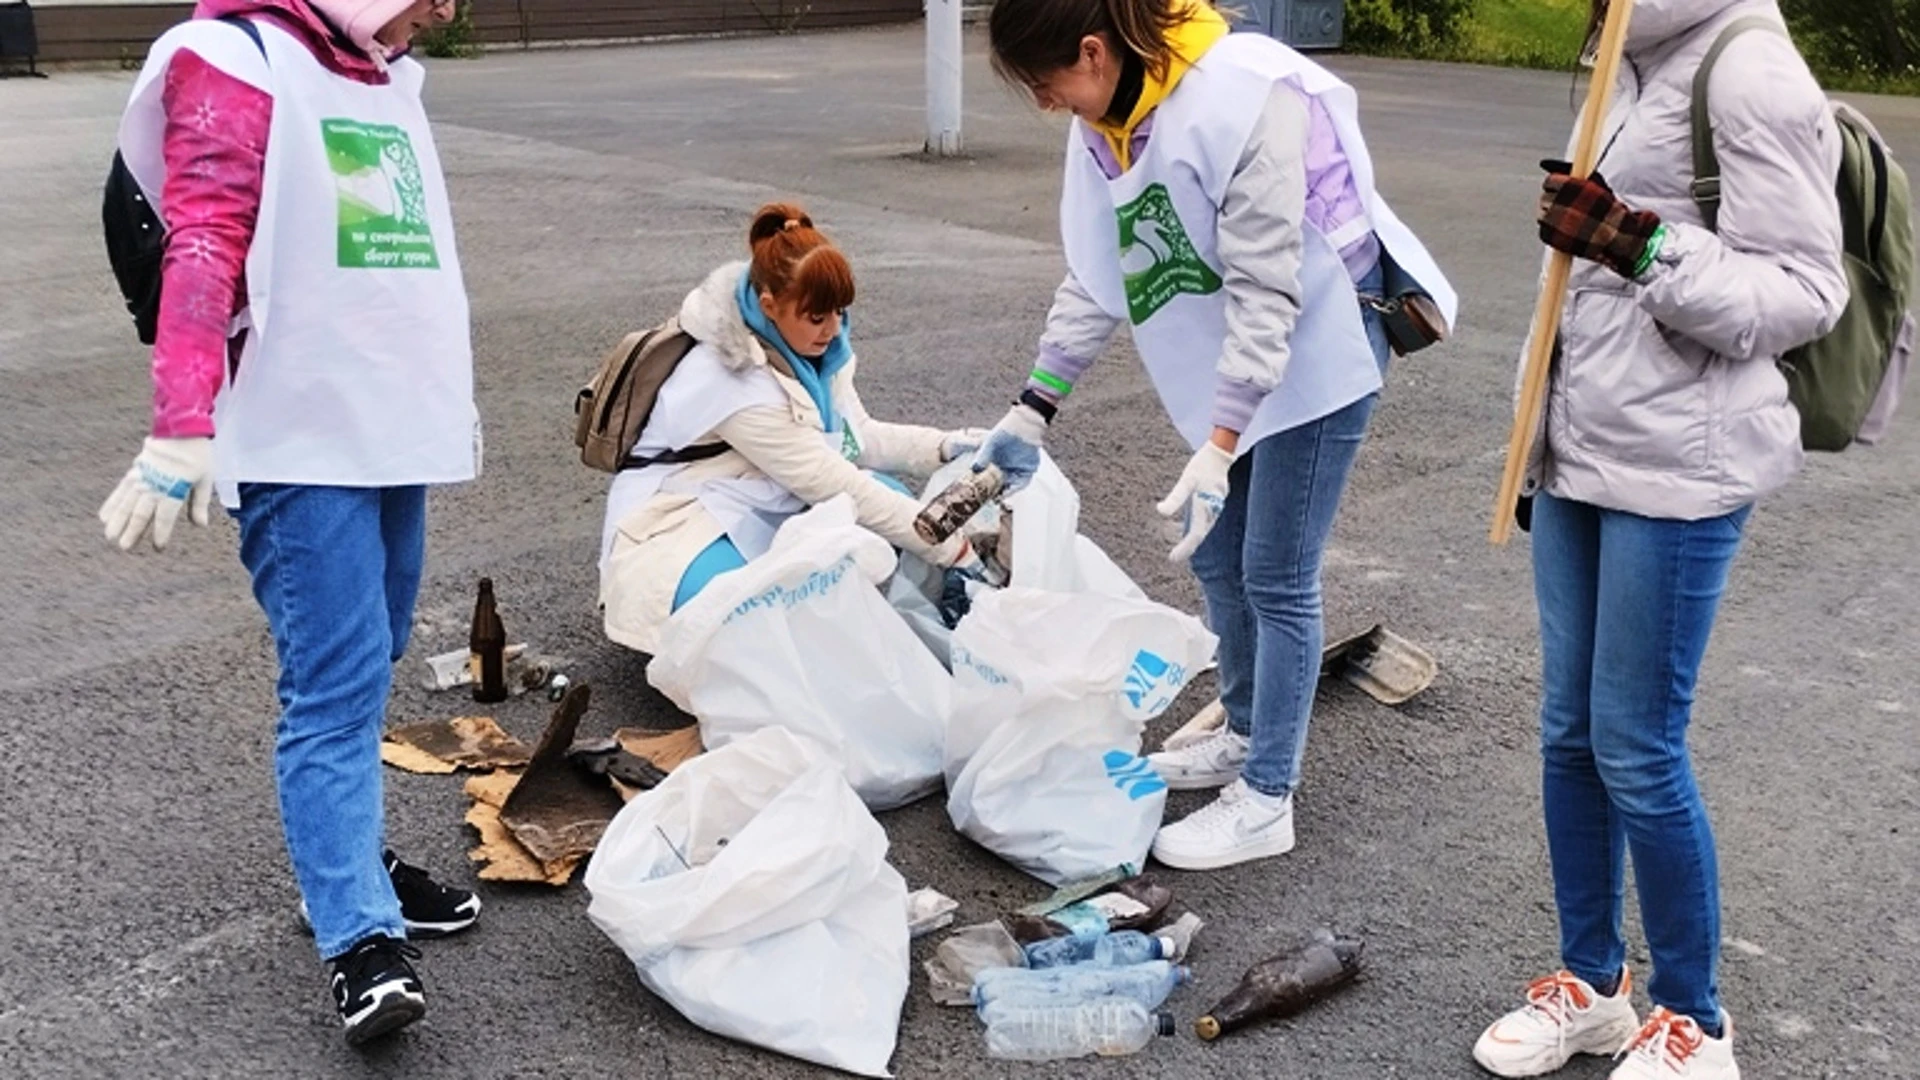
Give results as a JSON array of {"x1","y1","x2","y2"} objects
[
  {"x1": 1235, "y1": 393, "x2": 1377, "y2": 798},
  {"x1": 1531, "y1": 493, "x2": 1628, "y2": 991},
  {"x1": 1188, "y1": 455, "x2": 1257, "y2": 738},
  {"x1": 1590, "y1": 504, "x2": 1750, "y2": 1029},
  {"x1": 380, "y1": 486, "x2": 427, "y2": 663},
  {"x1": 234, "y1": 484, "x2": 406, "y2": 960},
  {"x1": 1356, "y1": 259, "x2": 1391, "y2": 379}
]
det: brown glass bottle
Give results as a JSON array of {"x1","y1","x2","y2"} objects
[
  {"x1": 1194, "y1": 933, "x2": 1363, "y2": 1040},
  {"x1": 914, "y1": 465, "x2": 1004, "y2": 546},
  {"x1": 469, "y1": 577, "x2": 508, "y2": 703}
]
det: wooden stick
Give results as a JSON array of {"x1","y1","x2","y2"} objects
[{"x1": 1489, "y1": 0, "x2": 1637, "y2": 545}]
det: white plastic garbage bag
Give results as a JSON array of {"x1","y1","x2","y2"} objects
[
  {"x1": 918, "y1": 453, "x2": 1147, "y2": 600},
  {"x1": 945, "y1": 587, "x2": 1217, "y2": 885},
  {"x1": 584, "y1": 727, "x2": 911, "y2": 1078},
  {"x1": 648, "y1": 497, "x2": 950, "y2": 810},
  {"x1": 882, "y1": 550, "x2": 953, "y2": 669}
]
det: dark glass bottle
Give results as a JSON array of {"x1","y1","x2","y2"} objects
[
  {"x1": 1194, "y1": 933, "x2": 1364, "y2": 1040},
  {"x1": 469, "y1": 577, "x2": 508, "y2": 704}
]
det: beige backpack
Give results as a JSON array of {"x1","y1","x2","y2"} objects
[{"x1": 572, "y1": 318, "x2": 728, "y2": 472}]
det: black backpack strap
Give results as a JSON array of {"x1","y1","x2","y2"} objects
[
  {"x1": 1690, "y1": 15, "x2": 1787, "y2": 232},
  {"x1": 216, "y1": 14, "x2": 266, "y2": 58},
  {"x1": 620, "y1": 441, "x2": 732, "y2": 471}
]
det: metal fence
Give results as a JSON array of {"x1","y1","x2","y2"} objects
[{"x1": 28, "y1": 0, "x2": 922, "y2": 63}]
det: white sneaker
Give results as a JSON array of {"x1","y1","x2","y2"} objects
[
  {"x1": 1473, "y1": 969, "x2": 1640, "y2": 1077},
  {"x1": 1609, "y1": 1008, "x2": 1739, "y2": 1080},
  {"x1": 1149, "y1": 779, "x2": 1294, "y2": 870},
  {"x1": 1146, "y1": 727, "x2": 1249, "y2": 790}
]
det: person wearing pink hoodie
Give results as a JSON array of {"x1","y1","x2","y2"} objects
[{"x1": 98, "y1": 0, "x2": 482, "y2": 1045}]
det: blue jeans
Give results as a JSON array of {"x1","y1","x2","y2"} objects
[
  {"x1": 1188, "y1": 280, "x2": 1389, "y2": 799},
  {"x1": 1531, "y1": 492, "x2": 1751, "y2": 1030},
  {"x1": 233, "y1": 484, "x2": 424, "y2": 960}
]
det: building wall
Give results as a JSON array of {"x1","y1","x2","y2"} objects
[{"x1": 22, "y1": 0, "x2": 923, "y2": 64}]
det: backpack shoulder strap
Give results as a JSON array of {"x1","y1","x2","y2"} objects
[
  {"x1": 216, "y1": 14, "x2": 267, "y2": 60},
  {"x1": 1690, "y1": 15, "x2": 1787, "y2": 232}
]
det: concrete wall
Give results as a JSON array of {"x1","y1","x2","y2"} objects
[{"x1": 21, "y1": 0, "x2": 924, "y2": 63}]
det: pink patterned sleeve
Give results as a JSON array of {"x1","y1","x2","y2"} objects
[{"x1": 151, "y1": 48, "x2": 272, "y2": 439}]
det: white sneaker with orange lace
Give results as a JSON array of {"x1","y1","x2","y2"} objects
[
  {"x1": 1609, "y1": 1008, "x2": 1739, "y2": 1079},
  {"x1": 1473, "y1": 969, "x2": 1640, "y2": 1077}
]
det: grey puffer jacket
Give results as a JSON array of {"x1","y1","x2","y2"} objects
[{"x1": 1523, "y1": 0, "x2": 1849, "y2": 521}]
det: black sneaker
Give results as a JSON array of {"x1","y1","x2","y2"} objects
[
  {"x1": 330, "y1": 935, "x2": 426, "y2": 1046},
  {"x1": 385, "y1": 849, "x2": 482, "y2": 938},
  {"x1": 296, "y1": 852, "x2": 482, "y2": 939}
]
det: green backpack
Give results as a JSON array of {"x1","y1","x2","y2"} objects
[{"x1": 1692, "y1": 16, "x2": 1916, "y2": 451}]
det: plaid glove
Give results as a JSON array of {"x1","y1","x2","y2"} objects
[{"x1": 1537, "y1": 159, "x2": 1664, "y2": 279}]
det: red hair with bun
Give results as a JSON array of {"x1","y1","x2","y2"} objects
[{"x1": 747, "y1": 203, "x2": 856, "y2": 317}]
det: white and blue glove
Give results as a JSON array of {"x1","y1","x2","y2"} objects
[
  {"x1": 1156, "y1": 442, "x2": 1233, "y2": 563},
  {"x1": 969, "y1": 403, "x2": 1048, "y2": 495},
  {"x1": 938, "y1": 427, "x2": 991, "y2": 464},
  {"x1": 99, "y1": 436, "x2": 214, "y2": 551}
]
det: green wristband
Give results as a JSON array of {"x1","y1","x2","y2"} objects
[
  {"x1": 1028, "y1": 369, "x2": 1074, "y2": 397},
  {"x1": 1631, "y1": 224, "x2": 1669, "y2": 280}
]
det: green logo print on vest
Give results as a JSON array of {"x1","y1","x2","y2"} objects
[
  {"x1": 839, "y1": 424, "x2": 862, "y2": 462},
  {"x1": 1115, "y1": 182, "x2": 1222, "y2": 324},
  {"x1": 322, "y1": 118, "x2": 440, "y2": 270}
]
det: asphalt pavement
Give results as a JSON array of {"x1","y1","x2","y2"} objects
[{"x1": 1, "y1": 23, "x2": 1915, "y2": 1079}]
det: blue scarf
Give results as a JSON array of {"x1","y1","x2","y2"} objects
[{"x1": 736, "y1": 269, "x2": 853, "y2": 432}]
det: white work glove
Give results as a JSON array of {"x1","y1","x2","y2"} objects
[
  {"x1": 1156, "y1": 442, "x2": 1233, "y2": 563},
  {"x1": 938, "y1": 427, "x2": 991, "y2": 464},
  {"x1": 969, "y1": 404, "x2": 1048, "y2": 495},
  {"x1": 99, "y1": 436, "x2": 215, "y2": 552}
]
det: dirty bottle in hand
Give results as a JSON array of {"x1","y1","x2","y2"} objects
[
  {"x1": 985, "y1": 997, "x2": 1173, "y2": 1061},
  {"x1": 915, "y1": 464, "x2": 1004, "y2": 546},
  {"x1": 1194, "y1": 932, "x2": 1364, "y2": 1040},
  {"x1": 469, "y1": 577, "x2": 508, "y2": 704}
]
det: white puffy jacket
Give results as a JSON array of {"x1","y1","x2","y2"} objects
[{"x1": 1523, "y1": 0, "x2": 1849, "y2": 520}]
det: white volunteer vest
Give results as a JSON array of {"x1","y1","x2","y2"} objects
[
  {"x1": 600, "y1": 342, "x2": 863, "y2": 570},
  {"x1": 1060, "y1": 33, "x2": 1458, "y2": 453},
  {"x1": 122, "y1": 20, "x2": 478, "y2": 506}
]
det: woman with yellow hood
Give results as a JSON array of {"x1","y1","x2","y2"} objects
[{"x1": 970, "y1": 0, "x2": 1456, "y2": 870}]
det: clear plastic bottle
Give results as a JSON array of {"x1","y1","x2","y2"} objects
[
  {"x1": 983, "y1": 997, "x2": 1175, "y2": 1061},
  {"x1": 975, "y1": 960, "x2": 1189, "y2": 1020},
  {"x1": 1023, "y1": 929, "x2": 1172, "y2": 969}
]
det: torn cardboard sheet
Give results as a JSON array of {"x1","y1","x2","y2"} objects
[
  {"x1": 382, "y1": 715, "x2": 532, "y2": 775},
  {"x1": 601, "y1": 726, "x2": 705, "y2": 802},
  {"x1": 498, "y1": 684, "x2": 623, "y2": 881},
  {"x1": 465, "y1": 770, "x2": 580, "y2": 885},
  {"x1": 463, "y1": 696, "x2": 707, "y2": 885}
]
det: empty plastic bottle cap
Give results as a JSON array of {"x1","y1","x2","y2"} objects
[
  {"x1": 1155, "y1": 1012, "x2": 1176, "y2": 1036},
  {"x1": 1156, "y1": 935, "x2": 1177, "y2": 958}
]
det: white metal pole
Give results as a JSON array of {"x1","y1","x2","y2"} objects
[{"x1": 926, "y1": 0, "x2": 963, "y2": 155}]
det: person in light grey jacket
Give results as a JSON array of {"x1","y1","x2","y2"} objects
[{"x1": 1475, "y1": 2, "x2": 1848, "y2": 1078}]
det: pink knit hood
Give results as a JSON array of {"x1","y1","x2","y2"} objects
[{"x1": 192, "y1": 0, "x2": 419, "y2": 80}]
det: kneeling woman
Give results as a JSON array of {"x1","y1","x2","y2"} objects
[{"x1": 601, "y1": 203, "x2": 982, "y2": 652}]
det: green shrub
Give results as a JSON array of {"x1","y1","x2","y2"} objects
[
  {"x1": 418, "y1": 1, "x2": 479, "y2": 59},
  {"x1": 1344, "y1": 0, "x2": 1478, "y2": 53},
  {"x1": 1782, "y1": 0, "x2": 1918, "y2": 80}
]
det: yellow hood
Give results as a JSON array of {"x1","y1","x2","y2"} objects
[{"x1": 1089, "y1": 1, "x2": 1231, "y2": 172}]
